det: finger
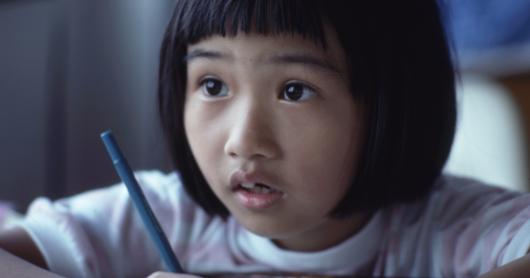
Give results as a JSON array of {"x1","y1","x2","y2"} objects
[{"x1": 147, "y1": 271, "x2": 203, "y2": 278}]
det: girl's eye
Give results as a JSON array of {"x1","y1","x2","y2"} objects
[
  {"x1": 200, "y1": 78, "x2": 229, "y2": 97},
  {"x1": 280, "y1": 82, "x2": 316, "y2": 102}
]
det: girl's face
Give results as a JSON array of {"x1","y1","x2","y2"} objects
[{"x1": 184, "y1": 27, "x2": 367, "y2": 251}]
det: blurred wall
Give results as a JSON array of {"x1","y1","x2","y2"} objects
[
  {"x1": 0, "y1": 0, "x2": 175, "y2": 211},
  {"x1": 441, "y1": 0, "x2": 530, "y2": 190}
]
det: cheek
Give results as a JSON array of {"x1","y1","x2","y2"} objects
[
  {"x1": 183, "y1": 101, "x2": 225, "y2": 177},
  {"x1": 289, "y1": 133, "x2": 359, "y2": 193},
  {"x1": 280, "y1": 105, "x2": 363, "y2": 199}
]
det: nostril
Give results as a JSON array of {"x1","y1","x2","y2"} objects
[{"x1": 224, "y1": 129, "x2": 280, "y2": 160}]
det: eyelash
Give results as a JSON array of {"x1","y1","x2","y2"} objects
[{"x1": 198, "y1": 77, "x2": 317, "y2": 102}]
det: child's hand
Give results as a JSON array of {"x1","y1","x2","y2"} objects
[{"x1": 147, "y1": 272, "x2": 202, "y2": 278}]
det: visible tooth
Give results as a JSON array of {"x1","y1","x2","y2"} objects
[
  {"x1": 240, "y1": 183, "x2": 255, "y2": 189},
  {"x1": 255, "y1": 185, "x2": 273, "y2": 193},
  {"x1": 239, "y1": 182, "x2": 277, "y2": 193}
]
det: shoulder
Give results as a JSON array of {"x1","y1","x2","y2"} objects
[
  {"x1": 46, "y1": 170, "x2": 193, "y2": 217},
  {"x1": 134, "y1": 170, "x2": 192, "y2": 203},
  {"x1": 434, "y1": 174, "x2": 521, "y2": 197},
  {"x1": 392, "y1": 174, "x2": 530, "y2": 228},
  {"x1": 435, "y1": 175, "x2": 530, "y2": 270},
  {"x1": 429, "y1": 175, "x2": 530, "y2": 220},
  {"x1": 134, "y1": 169, "x2": 182, "y2": 188},
  {"x1": 19, "y1": 170, "x2": 218, "y2": 276},
  {"x1": 383, "y1": 174, "x2": 530, "y2": 275},
  {"x1": 387, "y1": 175, "x2": 527, "y2": 224},
  {"x1": 22, "y1": 170, "x2": 201, "y2": 238}
]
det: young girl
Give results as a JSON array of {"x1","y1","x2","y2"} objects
[{"x1": 1, "y1": 0, "x2": 530, "y2": 277}]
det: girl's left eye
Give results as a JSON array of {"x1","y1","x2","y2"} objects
[
  {"x1": 199, "y1": 77, "x2": 229, "y2": 97},
  {"x1": 280, "y1": 82, "x2": 316, "y2": 102}
]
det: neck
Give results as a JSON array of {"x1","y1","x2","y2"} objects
[{"x1": 272, "y1": 212, "x2": 373, "y2": 252}]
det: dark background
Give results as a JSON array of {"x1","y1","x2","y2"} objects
[{"x1": 0, "y1": 0, "x2": 175, "y2": 210}]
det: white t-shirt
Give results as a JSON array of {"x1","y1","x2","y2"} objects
[{"x1": 19, "y1": 171, "x2": 530, "y2": 277}]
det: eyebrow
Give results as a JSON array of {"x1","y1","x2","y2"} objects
[
  {"x1": 184, "y1": 49, "x2": 226, "y2": 62},
  {"x1": 184, "y1": 48, "x2": 342, "y2": 75},
  {"x1": 269, "y1": 53, "x2": 341, "y2": 74}
]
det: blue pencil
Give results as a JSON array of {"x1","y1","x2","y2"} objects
[{"x1": 100, "y1": 130, "x2": 184, "y2": 273}]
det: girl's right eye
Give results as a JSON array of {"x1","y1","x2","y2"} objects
[{"x1": 199, "y1": 77, "x2": 229, "y2": 97}]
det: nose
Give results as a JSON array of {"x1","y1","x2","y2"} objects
[{"x1": 224, "y1": 101, "x2": 281, "y2": 161}]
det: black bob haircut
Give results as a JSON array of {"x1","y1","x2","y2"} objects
[{"x1": 158, "y1": 0, "x2": 456, "y2": 218}]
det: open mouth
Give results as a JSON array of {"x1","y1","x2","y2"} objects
[
  {"x1": 229, "y1": 170, "x2": 286, "y2": 209},
  {"x1": 237, "y1": 182, "x2": 279, "y2": 194},
  {"x1": 234, "y1": 182, "x2": 285, "y2": 209}
]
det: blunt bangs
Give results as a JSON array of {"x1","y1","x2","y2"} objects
[
  {"x1": 174, "y1": 0, "x2": 327, "y2": 47},
  {"x1": 159, "y1": 0, "x2": 457, "y2": 219}
]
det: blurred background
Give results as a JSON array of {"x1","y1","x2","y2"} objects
[
  {"x1": 0, "y1": 0, "x2": 529, "y2": 213},
  {"x1": 0, "y1": 0, "x2": 175, "y2": 211}
]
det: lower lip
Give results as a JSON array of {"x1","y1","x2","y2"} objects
[{"x1": 234, "y1": 189, "x2": 284, "y2": 209}]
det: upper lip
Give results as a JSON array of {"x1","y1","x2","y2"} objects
[{"x1": 229, "y1": 169, "x2": 283, "y2": 192}]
